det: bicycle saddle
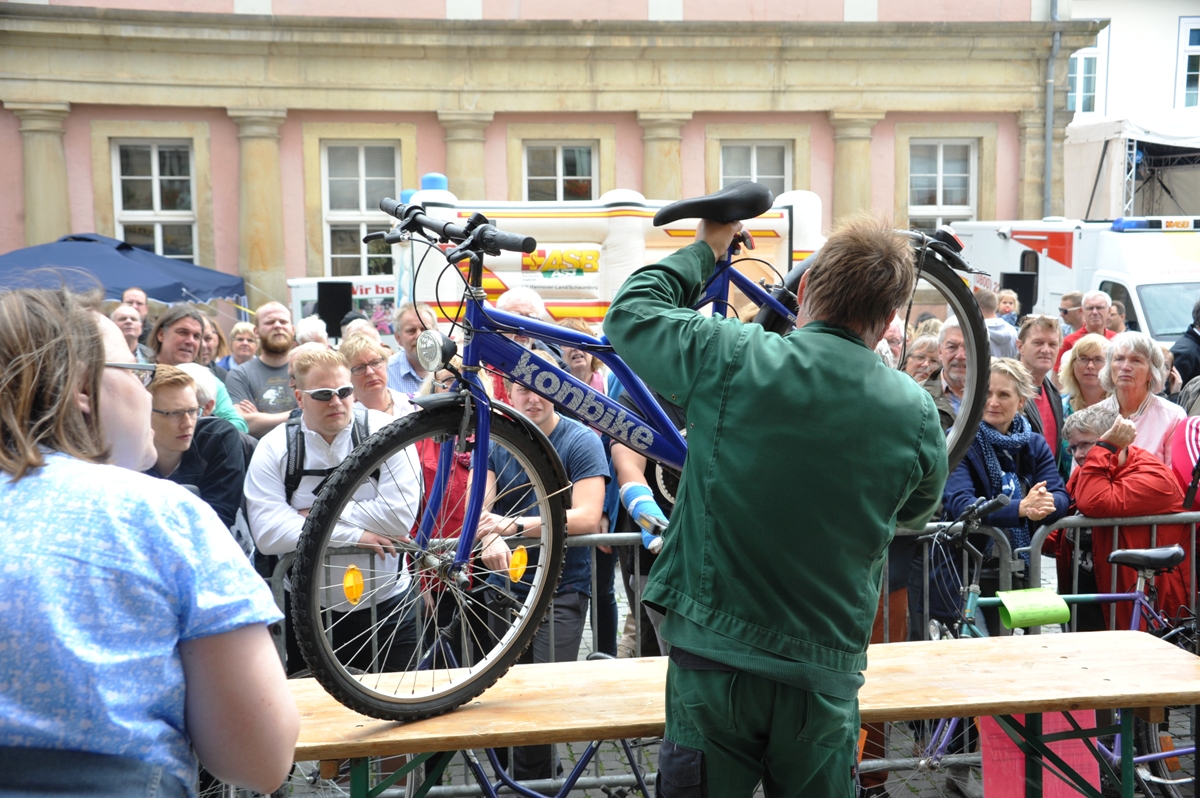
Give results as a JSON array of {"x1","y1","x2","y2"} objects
[
  {"x1": 1108, "y1": 544, "x2": 1185, "y2": 571},
  {"x1": 653, "y1": 181, "x2": 775, "y2": 226}
]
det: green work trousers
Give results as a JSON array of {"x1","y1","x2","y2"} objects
[{"x1": 658, "y1": 659, "x2": 859, "y2": 798}]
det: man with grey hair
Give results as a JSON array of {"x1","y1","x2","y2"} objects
[
  {"x1": 1055, "y1": 289, "x2": 1114, "y2": 371},
  {"x1": 922, "y1": 317, "x2": 966, "y2": 432},
  {"x1": 111, "y1": 304, "x2": 154, "y2": 363},
  {"x1": 495, "y1": 286, "x2": 565, "y2": 364},
  {"x1": 387, "y1": 301, "x2": 438, "y2": 396},
  {"x1": 294, "y1": 314, "x2": 331, "y2": 347}
]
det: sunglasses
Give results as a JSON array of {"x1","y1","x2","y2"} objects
[
  {"x1": 299, "y1": 385, "x2": 354, "y2": 402},
  {"x1": 105, "y1": 362, "x2": 157, "y2": 387}
]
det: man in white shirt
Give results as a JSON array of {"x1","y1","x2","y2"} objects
[{"x1": 245, "y1": 347, "x2": 422, "y2": 675}]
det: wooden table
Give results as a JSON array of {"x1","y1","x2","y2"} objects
[{"x1": 292, "y1": 631, "x2": 1200, "y2": 798}]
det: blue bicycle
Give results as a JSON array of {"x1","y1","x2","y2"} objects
[{"x1": 292, "y1": 182, "x2": 991, "y2": 721}]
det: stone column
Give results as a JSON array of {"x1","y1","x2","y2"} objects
[
  {"x1": 228, "y1": 108, "x2": 287, "y2": 309},
  {"x1": 828, "y1": 112, "x2": 885, "y2": 223},
  {"x1": 1017, "y1": 109, "x2": 1045, "y2": 221},
  {"x1": 5, "y1": 102, "x2": 71, "y2": 246},
  {"x1": 438, "y1": 111, "x2": 493, "y2": 199},
  {"x1": 637, "y1": 112, "x2": 692, "y2": 201}
]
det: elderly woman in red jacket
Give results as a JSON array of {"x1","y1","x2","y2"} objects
[{"x1": 1056, "y1": 404, "x2": 1192, "y2": 631}]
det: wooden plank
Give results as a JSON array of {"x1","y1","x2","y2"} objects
[{"x1": 293, "y1": 630, "x2": 1200, "y2": 762}]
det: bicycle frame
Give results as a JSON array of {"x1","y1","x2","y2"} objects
[{"x1": 417, "y1": 248, "x2": 791, "y2": 573}]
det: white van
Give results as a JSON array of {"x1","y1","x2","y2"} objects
[{"x1": 955, "y1": 216, "x2": 1200, "y2": 344}]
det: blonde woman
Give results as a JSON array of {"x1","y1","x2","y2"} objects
[
  {"x1": 340, "y1": 333, "x2": 414, "y2": 418},
  {"x1": 1058, "y1": 333, "x2": 1111, "y2": 416}
]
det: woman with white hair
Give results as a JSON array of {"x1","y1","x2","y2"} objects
[{"x1": 1097, "y1": 331, "x2": 1185, "y2": 464}]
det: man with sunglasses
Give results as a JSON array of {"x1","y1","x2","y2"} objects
[
  {"x1": 244, "y1": 347, "x2": 422, "y2": 675},
  {"x1": 1058, "y1": 291, "x2": 1083, "y2": 337}
]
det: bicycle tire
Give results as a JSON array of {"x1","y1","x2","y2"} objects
[
  {"x1": 292, "y1": 403, "x2": 569, "y2": 721},
  {"x1": 1133, "y1": 714, "x2": 1189, "y2": 798},
  {"x1": 914, "y1": 256, "x2": 989, "y2": 471}
]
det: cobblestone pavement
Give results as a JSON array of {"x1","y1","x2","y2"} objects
[{"x1": 288, "y1": 558, "x2": 1194, "y2": 798}]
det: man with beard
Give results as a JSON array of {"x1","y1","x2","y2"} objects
[{"x1": 227, "y1": 302, "x2": 298, "y2": 438}]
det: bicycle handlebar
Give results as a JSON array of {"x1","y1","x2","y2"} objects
[{"x1": 379, "y1": 198, "x2": 537, "y2": 255}]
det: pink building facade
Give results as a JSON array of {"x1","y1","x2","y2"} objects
[{"x1": 0, "y1": 0, "x2": 1103, "y2": 308}]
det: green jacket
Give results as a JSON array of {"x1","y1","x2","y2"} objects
[{"x1": 604, "y1": 242, "x2": 948, "y2": 697}]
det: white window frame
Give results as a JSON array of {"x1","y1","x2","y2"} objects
[
  {"x1": 521, "y1": 142, "x2": 598, "y2": 201},
  {"x1": 1067, "y1": 47, "x2": 1100, "y2": 115},
  {"x1": 907, "y1": 139, "x2": 977, "y2": 233},
  {"x1": 320, "y1": 141, "x2": 401, "y2": 277},
  {"x1": 111, "y1": 139, "x2": 197, "y2": 262},
  {"x1": 1177, "y1": 17, "x2": 1200, "y2": 109},
  {"x1": 718, "y1": 141, "x2": 792, "y2": 195}
]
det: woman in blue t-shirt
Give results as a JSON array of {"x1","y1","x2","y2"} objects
[{"x1": 0, "y1": 288, "x2": 298, "y2": 798}]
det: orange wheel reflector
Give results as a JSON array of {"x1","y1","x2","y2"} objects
[
  {"x1": 343, "y1": 564, "x2": 364, "y2": 605},
  {"x1": 509, "y1": 546, "x2": 528, "y2": 583}
]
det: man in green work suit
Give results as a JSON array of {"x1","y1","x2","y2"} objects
[{"x1": 604, "y1": 215, "x2": 948, "y2": 797}]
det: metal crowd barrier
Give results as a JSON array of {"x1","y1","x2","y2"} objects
[{"x1": 1027, "y1": 512, "x2": 1200, "y2": 633}]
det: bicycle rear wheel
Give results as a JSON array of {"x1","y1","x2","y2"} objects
[
  {"x1": 1134, "y1": 713, "x2": 1192, "y2": 798},
  {"x1": 292, "y1": 402, "x2": 569, "y2": 721},
  {"x1": 910, "y1": 255, "x2": 989, "y2": 471}
]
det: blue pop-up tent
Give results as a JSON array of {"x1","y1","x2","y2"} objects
[{"x1": 0, "y1": 233, "x2": 245, "y2": 304}]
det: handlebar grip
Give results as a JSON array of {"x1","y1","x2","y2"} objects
[
  {"x1": 380, "y1": 197, "x2": 404, "y2": 218},
  {"x1": 973, "y1": 494, "x2": 1011, "y2": 519},
  {"x1": 481, "y1": 226, "x2": 537, "y2": 254}
]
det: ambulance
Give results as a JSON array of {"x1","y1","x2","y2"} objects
[{"x1": 954, "y1": 216, "x2": 1200, "y2": 344}]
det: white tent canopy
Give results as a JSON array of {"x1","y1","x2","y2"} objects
[
  {"x1": 1066, "y1": 108, "x2": 1200, "y2": 149},
  {"x1": 1065, "y1": 109, "x2": 1200, "y2": 219}
]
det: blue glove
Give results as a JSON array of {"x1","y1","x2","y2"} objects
[{"x1": 620, "y1": 483, "x2": 667, "y2": 553}]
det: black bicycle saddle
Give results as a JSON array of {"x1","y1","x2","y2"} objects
[
  {"x1": 1108, "y1": 544, "x2": 1185, "y2": 571},
  {"x1": 652, "y1": 181, "x2": 775, "y2": 227}
]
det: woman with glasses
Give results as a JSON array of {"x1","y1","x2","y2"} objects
[
  {"x1": 145, "y1": 364, "x2": 247, "y2": 531},
  {"x1": 0, "y1": 288, "x2": 297, "y2": 796},
  {"x1": 341, "y1": 332, "x2": 415, "y2": 418},
  {"x1": 1059, "y1": 333, "x2": 1112, "y2": 417},
  {"x1": 1096, "y1": 331, "x2": 1186, "y2": 464},
  {"x1": 217, "y1": 321, "x2": 258, "y2": 370},
  {"x1": 902, "y1": 334, "x2": 940, "y2": 383}
]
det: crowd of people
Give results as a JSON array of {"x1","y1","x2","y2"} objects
[{"x1": 5, "y1": 247, "x2": 1200, "y2": 796}]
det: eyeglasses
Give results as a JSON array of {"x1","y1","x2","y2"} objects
[
  {"x1": 105, "y1": 362, "x2": 157, "y2": 387},
  {"x1": 152, "y1": 406, "x2": 200, "y2": 421},
  {"x1": 1066, "y1": 439, "x2": 1098, "y2": 456},
  {"x1": 1075, "y1": 356, "x2": 1105, "y2": 367},
  {"x1": 350, "y1": 357, "x2": 386, "y2": 377},
  {"x1": 1083, "y1": 305, "x2": 1108, "y2": 314},
  {"x1": 299, "y1": 385, "x2": 354, "y2": 402}
]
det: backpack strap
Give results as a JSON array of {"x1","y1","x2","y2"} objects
[{"x1": 285, "y1": 406, "x2": 379, "y2": 504}]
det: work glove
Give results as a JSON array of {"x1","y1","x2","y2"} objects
[{"x1": 620, "y1": 483, "x2": 667, "y2": 554}]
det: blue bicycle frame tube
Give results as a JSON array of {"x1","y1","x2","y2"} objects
[{"x1": 464, "y1": 305, "x2": 689, "y2": 469}]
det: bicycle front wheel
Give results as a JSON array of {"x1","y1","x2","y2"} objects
[
  {"x1": 292, "y1": 402, "x2": 569, "y2": 721},
  {"x1": 912, "y1": 256, "x2": 989, "y2": 470}
]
